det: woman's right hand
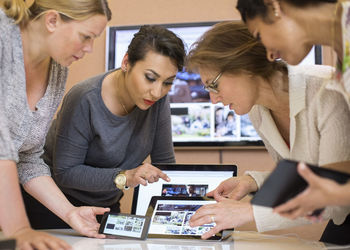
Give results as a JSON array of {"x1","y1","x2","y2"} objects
[
  {"x1": 206, "y1": 175, "x2": 258, "y2": 201},
  {"x1": 124, "y1": 163, "x2": 170, "y2": 187},
  {"x1": 12, "y1": 227, "x2": 71, "y2": 250}
]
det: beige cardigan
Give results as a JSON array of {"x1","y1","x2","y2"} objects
[{"x1": 246, "y1": 64, "x2": 350, "y2": 232}]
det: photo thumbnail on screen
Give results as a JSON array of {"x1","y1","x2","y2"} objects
[
  {"x1": 171, "y1": 103, "x2": 211, "y2": 140},
  {"x1": 214, "y1": 105, "x2": 260, "y2": 140},
  {"x1": 168, "y1": 72, "x2": 210, "y2": 103},
  {"x1": 162, "y1": 184, "x2": 208, "y2": 197}
]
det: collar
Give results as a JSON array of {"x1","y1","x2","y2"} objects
[{"x1": 254, "y1": 65, "x2": 307, "y2": 158}]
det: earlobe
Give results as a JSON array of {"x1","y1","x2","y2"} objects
[
  {"x1": 121, "y1": 53, "x2": 129, "y2": 72},
  {"x1": 45, "y1": 10, "x2": 60, "y2": 33},
  {"x1": 264, "y1": 0, "x2": 281, "y2": 18},
  {"x1": 271, "y1": 0, "x2": 281, "y2": 17}
]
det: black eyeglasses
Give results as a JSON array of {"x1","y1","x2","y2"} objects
[{"x1": 203, "y1": 72, "x2": 222, "y2": 94}]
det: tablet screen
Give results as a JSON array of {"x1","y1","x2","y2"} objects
[
  {"x1": 146, "y1": 196, "x2": 220, "y2": 239},
  {"x1": 100, "y1": 213, "x2": 150, "y2": 239}
]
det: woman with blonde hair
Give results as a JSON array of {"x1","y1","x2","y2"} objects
[{"x1": 0, "y1": 0, "x2": 111, "y2": 249}]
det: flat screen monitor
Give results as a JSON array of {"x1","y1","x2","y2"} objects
[
  {"x1": 131, "y1": 163, "x2": 237, "y2": 216},
  {"x1": 106, "y1": 22, "x2": 321, "y2": 147}
]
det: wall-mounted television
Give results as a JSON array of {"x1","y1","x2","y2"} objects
[{"x1": 106, "y1": 22, "x2": 321, "y2": 147}]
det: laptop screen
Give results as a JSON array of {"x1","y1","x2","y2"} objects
[{"x1": 131, "y1": 163, "x2": 237, "y2": 216}]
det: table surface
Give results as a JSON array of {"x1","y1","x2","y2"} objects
[{"x1": 4, "y1": 229, "x2": 343, "y2": 250}]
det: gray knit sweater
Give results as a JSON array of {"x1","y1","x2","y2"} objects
[
  {"x1": 43, "y1": 70, "x2": 176, "y2": 207},
  {"x1": 0, "y1": 10, "x2": 68, "y2": 184}
]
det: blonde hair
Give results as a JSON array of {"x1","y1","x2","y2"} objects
[{"x1": 1, "y1": 0, "x2": 111, "y2": 26}]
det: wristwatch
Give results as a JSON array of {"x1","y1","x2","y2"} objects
[{"x1": 114, "y1": 170, "x2": 129, "y2": 190}]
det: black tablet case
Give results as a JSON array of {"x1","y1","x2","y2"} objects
[
  {"x1": 251, "y1": 159, "x2": 350, "y2": 208},
  {"x1": 0, "y1": 239, "x2": 16, "y2": 250}
]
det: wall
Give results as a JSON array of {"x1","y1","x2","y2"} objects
[
  {"x1": 65, "y1": 0, "x2": 239, "y2": 92},
  {"x1": 65, "y1": 0, "x2": 327, "y2": 242}
]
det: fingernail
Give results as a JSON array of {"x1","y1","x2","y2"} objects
[{"x1": 300, "y1": 163, "x2": 306, "y2": 169}]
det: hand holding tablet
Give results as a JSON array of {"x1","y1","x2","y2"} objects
[
  {"x1": 251, "y1": 159, "x2": 350, "y2": 217},
  {"x1": 99, "y1": 197, "x2": 234, "y2": 241}
]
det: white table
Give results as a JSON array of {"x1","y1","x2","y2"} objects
[{"x1": 12, "y1": 229, "x2": 343, "y2": 250}]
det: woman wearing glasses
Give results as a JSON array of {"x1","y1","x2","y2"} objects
[
  {"x1": 235, "y1": 0, "x2": 350, "y2": 245},
  {"x1": 186, "y1": 21, "x2": 350, "y2": 240}
]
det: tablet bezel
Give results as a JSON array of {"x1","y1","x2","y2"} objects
[
  {"x1": 145, "y1": 196, "x2": 222, "y2": 240},
  {"x1": 98, "y1": 212, "x2": 151, "y2": 240}
]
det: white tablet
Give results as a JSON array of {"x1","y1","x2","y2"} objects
[{"x1": 99, "y1": 212, "x2": 150, "y2": 240}]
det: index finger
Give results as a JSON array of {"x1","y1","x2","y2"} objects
[
  {"x1": 157, "y1": 170, "x2": 171, "y2": 182},
  {"x1": 206, "y1": 190, "x2": 215, "y2": 197},
  {"x1": 274, "y1": 197, "x2": 299, "y2": 214}
]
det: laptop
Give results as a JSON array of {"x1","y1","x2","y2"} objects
[{"x1": 131, "y1": 163, "x2": 237, "y2": 216}]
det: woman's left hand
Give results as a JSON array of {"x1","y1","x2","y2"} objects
[
  {"x1": 189, "y1": 199, "x2": 254, "y2": 239},
  {"x1": 66, "y1": 206, "x2": 110, "y2": 238},
  {"x1": 273, "y1": 163, "x2": 338, "y2": 220}
]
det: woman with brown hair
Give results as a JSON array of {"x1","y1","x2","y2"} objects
[
  {"x1": 0, "y1": 0, "x2": 111, "y2": 249},
  {"x1": 186, "y1": 21, "x2": 350, "y2": 241},
  {"x1": 236, "y1": 0, "x2": 350, "y2": 244}
]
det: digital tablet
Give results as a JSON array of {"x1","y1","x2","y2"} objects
[
  {"x1": 145, "y1": 196, "x2": 222, "y2": 240},
  {"x1": 251, "y1": 159, "x2": 350, "y2": 213},
  {"x1": 98, "y1": 212, "x2": 150, "y2": 240}
]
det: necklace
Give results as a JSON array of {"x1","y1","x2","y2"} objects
[{"x1": 119, "y1": 99, "x2": 129, "y2": 114}]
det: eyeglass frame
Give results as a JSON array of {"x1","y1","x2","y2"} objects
[{"x1": 203, "y1": 72, "x2": 223, "y2": 94}]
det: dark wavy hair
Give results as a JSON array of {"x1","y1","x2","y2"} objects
[
  {"x1": 237, "y1": 0, "x2": 337, "y2": 22},
  {"x1": 127, "y1": 25, "x2": 186, "y2": 72}
]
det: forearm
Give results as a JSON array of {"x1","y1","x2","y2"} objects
[
  {"x1": 0, "y1": 160, "x2": 31, "y2": 236},
  {"x1": 54, "y1": 164, "x2": 118, "y2": 192},
  {"x1": 23, "y1": 175, "x2": 75, "y2": 224},
  {"x1": 253, "y1": 205, "x2": 311, "y2": 232}
]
